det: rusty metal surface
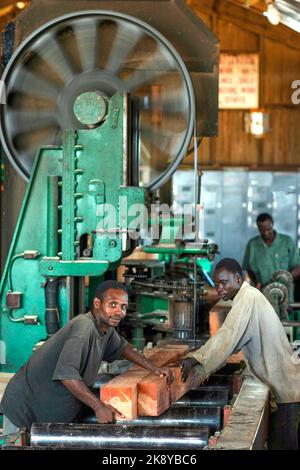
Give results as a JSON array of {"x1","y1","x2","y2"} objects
[{"x1": 206, "y1": 374, "x2": 269, "y2": 450}]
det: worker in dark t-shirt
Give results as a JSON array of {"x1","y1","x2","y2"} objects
[{"x1": 1, "y1": 280, "x2": 172, "y2": 433}]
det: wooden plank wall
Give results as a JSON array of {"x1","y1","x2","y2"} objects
[
  {"x1": 0, "y1": 3, "x2": 19, "y2": 67},
  {"x1": 183, "y1": 0, "x2": 300, "y2": 170}
]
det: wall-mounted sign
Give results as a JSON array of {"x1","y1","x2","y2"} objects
[{"x1": 219, "y1": 54, "x2": 259, "y2": 109}]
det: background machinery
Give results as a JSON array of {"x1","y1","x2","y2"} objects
[{"x1": 261, "y1": 270, "x2": 300, "y2": 341}]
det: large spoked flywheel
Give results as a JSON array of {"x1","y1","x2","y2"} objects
[{"x1": 0, "y1": 10, "x2": 195, "y2": 191}]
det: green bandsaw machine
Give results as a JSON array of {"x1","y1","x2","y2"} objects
[{"x1": 0, "y1": 4, "x2": 219, "y2": 373}]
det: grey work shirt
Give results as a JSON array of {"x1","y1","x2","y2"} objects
[
  {"x1": 0, "y1": 312, "x2": 127, "y2": 429},
  {"x1": 189, "y1": 282, "x2": 300, "y2": 403}
]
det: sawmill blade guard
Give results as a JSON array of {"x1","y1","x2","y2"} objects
[{"x1": 0, "y1": 10, "x2": 197, "y2": 191}]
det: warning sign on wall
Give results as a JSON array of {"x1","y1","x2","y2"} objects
[{"x1": 219, "y1": 54, "x2": 259, "y2": 109}]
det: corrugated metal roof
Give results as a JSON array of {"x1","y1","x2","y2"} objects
[
  {"x1": 234, "y1": 0, "x2": 300, "y2": 33},
  {"x1": 275, "y1": 0, "x2": 300, "y2": 33}
]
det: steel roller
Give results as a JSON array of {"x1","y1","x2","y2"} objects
[
  {"x1": 194, "y1": 385, "x2": 231, "y2": 403},
  {"x1": 83, "y1": 406, "x2": 222, "y2": 433},
  {"x1": 30, "y1": 423, "x2": 209, "y2": 450}
]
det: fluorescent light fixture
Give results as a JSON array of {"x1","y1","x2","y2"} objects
[{"x1": 264, "y1": 2, "x2": 281, "y2": 25}]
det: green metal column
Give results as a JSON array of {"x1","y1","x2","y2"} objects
[
  {"x1": 47, "y1": 176, "x2": 59, "y2": 257},
  {"x1": 61, "y1": 132, "x2": 77, "y2": 261}
]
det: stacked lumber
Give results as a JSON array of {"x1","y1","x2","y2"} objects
[{"x1": 100, "y1": 345, "x2": 201, "y2": 419}]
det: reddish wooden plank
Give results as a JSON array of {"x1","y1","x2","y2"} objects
[
  {"x1": 137, "y1": 366, "x2": 187, "y2": 417},
  {"x1": 170, "y1": 366, "x2": 203, "y2": 402},
  {"x1": 100, "y1": 346, "x2": 189, "y2": 419},
  {"x1": 137, "y1": 364, "x2": 202, "y2": 417},
  {"x1": 100, "y1": 370, "x2": 147, "y2": 420},
  {"x1": 133, "y1": 345, "x2": 189, "y2": 369},
  {"x1": 137, "y1": 348, "x2": 191, "y2": 417},
  {"x1": 138, "y1": 374, "x2": 169, "y2": 416},
  {"x1": 170, "y1": 367, "x2": 189, "y2": 402}
]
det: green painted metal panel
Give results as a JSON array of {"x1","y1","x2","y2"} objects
[
  {"x1": 0, "y1": 146, "x2": 65, "y2": 371},
  {"x1": 61, "y1": 132, "x2": 77, "y2": 261},
  {"x1": 136, "y1": 294, "x2": 168, "y2": 314},
  {"x1": 39, "y1": 259, "x2": 109, "y2": 277},
  {"x1": 0, "y1": 93, "x2": 146, "y2": 372}
]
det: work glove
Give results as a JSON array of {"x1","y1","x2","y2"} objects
[{"x1": 180, "y1": 357, "x2": 199, "y2": 382}]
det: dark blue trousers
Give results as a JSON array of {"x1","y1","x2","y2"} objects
[{"x1": 268, "y1": 403, "x2": 300, "y2": 450}]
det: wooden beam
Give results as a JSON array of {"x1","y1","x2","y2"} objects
[
  {"x1": 100, "y1": 369, "x2": 149, "y2": 420},
  {"x1": 138, "y1": 374, "x2": 169, "y2": 416},
  {"x1": 187, "y1": 0, "x2": 216, "y2": 11},
  {"x1": 137, "y1": 363, "x2": 204, "y2": 417},
  {"x1": 244, "y1": 0, "x2": 262, "y2": 6},
  {"x1": 170, "y1": 366, "x2": 203, "y2": 402},
  {"x1": 0, "y1": 5, "x2": 14, "y2": 17},
  {"x1": 100, "y1": 346, "x2": 189, "y2": 419}
]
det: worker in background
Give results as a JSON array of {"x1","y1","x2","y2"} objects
[
  {"x1": 1, "y1": 280, "x2": 172, "y2": 434},
  {"x1": 180, "y1": 258, "x2": 300, "y2": 450},
  {"x1": 242, "y1": 213, "x2": 300, "y2": 299}
]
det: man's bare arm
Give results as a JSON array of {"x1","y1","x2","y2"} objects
[{"x1": 61, "y1": 379, "x2": 115, "y2": 423}]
